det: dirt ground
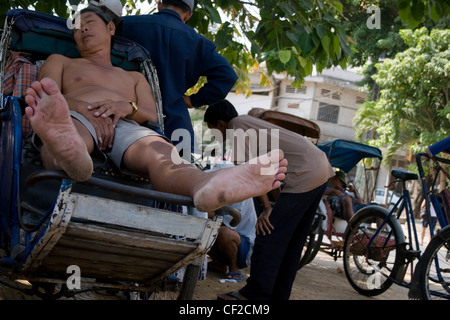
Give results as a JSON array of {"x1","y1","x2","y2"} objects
[
  {"x1": 193, "y1": 249, "x2": 410, "y2": 300},
  {"x1": 0, "y1": 248, "x2": 410, "y2": 301}
]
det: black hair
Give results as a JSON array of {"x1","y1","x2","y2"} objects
[
  {"x1": 79, "y1": 5, "x2": 123, "y2": 37},
  {"x1": 204, "y1": 99, "x2": 238, "y2": 126},
  {"x1": 161, "y1": 0, "x2": 191, "y2": 13}
]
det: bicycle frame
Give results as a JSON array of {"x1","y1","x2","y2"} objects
[
  {"x1": 388, "y1": 181, "x2": 421, "y2": 255},
  {"x1": 417, "y1": 150, "x2": 450, "y2": 235}
]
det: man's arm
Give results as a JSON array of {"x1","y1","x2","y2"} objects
[
  {"x1": 188, "y1": 46, "x2": 238, "y2": 108},
  {"x1": 133, "y1": 72, "x2": 158, "y2": 124},
  {"x1": 38, "y1": 54, "x2": 64, "y2": 89}
]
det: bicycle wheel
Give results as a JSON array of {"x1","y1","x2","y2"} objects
[
  {"x1": 343, "y1": 207, "x2": 404, "y2": 296},
  {"x1": 414, "y1": 226, "x2": 450, "y2": 300}
]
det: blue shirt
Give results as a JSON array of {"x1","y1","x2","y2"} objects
[{"x1": 123, "y1": 9, "x2": 238, "y2": 148}]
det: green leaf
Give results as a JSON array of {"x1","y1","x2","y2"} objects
[
  {"x1": 411, "y1": 0, "x2": 425, "y2": 21},
  {"x1": 321, "y1": 35, "x2": 331, "y2": 55},
  {"x1": 333, "y1": 35, "x2": 341, "y2": 59},
  {"x1": 286, "y1": 31, "x2": 300, "y2": 46},
  {"x1": 298, "y1": 32, "x2": 315, "y2": 54},
  {"x1": 298, "y1": 55, "x2": 307, "y2": 67},
  {"x1": 205, "y1": 6, "x2": 222, "y2": 24},
  {"x1": 278, "y1": 50, "x2": 291, "y2": 64}
]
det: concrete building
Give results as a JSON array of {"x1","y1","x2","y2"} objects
[{"x1": 226, "y1": 66, "x2": 367, "y2": 141}]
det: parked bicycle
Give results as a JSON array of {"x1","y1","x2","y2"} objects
[
  {"x1": 409, "y1": 137, "x2": 450, "y2": 300},
  {"x1": 343, "y1": 137, "x2": 449, "y2": 298}
]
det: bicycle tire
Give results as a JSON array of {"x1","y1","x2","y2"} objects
[
  {"x1": 343, "y1": 206, "x2": 404, "y2": 296},
  {"x1": 414, "y1": 226, "x2": 450, "y2": 300}
]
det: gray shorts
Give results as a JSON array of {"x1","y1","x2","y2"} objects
[{"x1": 70, "y1": 111, "x2": 167, "y2": 169}]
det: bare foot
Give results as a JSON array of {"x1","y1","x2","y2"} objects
[
  {"x1": 25, "y1": 77, "x2": 93, "y2": 181},
  {"x1": 193, "y1": 149, "x2": 287, "y2": 212}
]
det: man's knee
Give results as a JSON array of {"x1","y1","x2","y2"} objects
[
  {"x1": 342, "y1": 196, "x2": 353, "y2": 206},
  {"x1": 218, "y1": 226, "x2": 241, "y2": 245}
]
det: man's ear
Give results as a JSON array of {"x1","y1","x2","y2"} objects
[
  {"x1": 181, "y1": 11, "x2": 192, "y2": 23},
  {"x1": 108, "y1": 21, "x2": 116, "y2": 35}
]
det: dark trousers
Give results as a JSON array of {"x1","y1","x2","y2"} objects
[{"x1": 239, "y1": 183, "x2": 327, "y2": 300}]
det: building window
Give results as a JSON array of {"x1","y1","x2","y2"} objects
[
  {"x1": 321, "y1": 89, "x2": 331, "y2": 97},
  {"x1": 286, "y1": 85, "x2": 307, "y2": 94},
  {"x1": 286, "y1": 85, "x2": 296, "y2": 94},
  {"x1": 356, "y1": 96, "x2": 365, "y2": 104},
  {"x1": 321, "y1": 88, "x2": 341, "y2": 100},
  {"x1": 317, "y1": 102, "x2": 339, "y2": 123},
  {"x1": 332, "y1": 92, "x2": 341, "y2": 100}
]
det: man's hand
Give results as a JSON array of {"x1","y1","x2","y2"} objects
[
  {"x1": 183, "y1": 95, "x2": 194, "y2": 109},
  {"x1": 88, "y1": 100, "x2": 133, "y2": 127},
  {"x1": 256, "y1": 207, "x2": 274, "y2": 236},
  {"x1": 64, "y1": 97, "x2": 115, "y2": 151},
  {"x1": 84, "y1": 108, "x2": 115, "y2": 151}
]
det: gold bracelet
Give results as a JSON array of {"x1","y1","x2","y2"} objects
[{"x1": 126, "y1": 101, "x2": 138, "y2": 119}]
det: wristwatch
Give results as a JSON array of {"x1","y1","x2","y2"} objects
[{"x1": 126, "y1": 101, "x2": 138, "y2": 119}]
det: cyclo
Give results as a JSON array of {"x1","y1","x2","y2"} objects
[{"x1": 0, "y1": 9, "x2": 240, "y2": 299}]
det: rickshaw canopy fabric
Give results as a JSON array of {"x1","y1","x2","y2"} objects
[{"x1": 317, "y1": 139, "x2": 382, "y2": 173}]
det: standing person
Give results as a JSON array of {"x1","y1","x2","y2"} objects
[
  {"x1": 122, "y1": 0, "x2": 238, "y2": 153},
  {"x1": 204, "y1": 100, "x2": 334, "y2": 300}
]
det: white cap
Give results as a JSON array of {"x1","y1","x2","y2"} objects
[
  {"x1": 180, "y1": 0, "x2": 194, "y2": 11},
  {"x1": 90, "y1": 0, "x2": 123, "y2": 17}
]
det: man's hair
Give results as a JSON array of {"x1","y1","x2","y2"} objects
[
  {"x1": 78, "y1": 5, "x2": 123, "y2": 36},
  {"x1": 161, "y1": 0, "x2": 192, "y2": 13},
  {"x1": 204, "y1": 100, "x2": 238, "y2": 126}
]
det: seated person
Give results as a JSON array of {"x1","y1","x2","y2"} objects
[
  {"x1": 324, "y1": 170, "x2": 366, "y2": 221},
  {"x1": 24, "y1": 5, "x2": 287, "y2": 214},
  {"x1": 206, "y1": 162, "x2": 257, "y2": 282}
]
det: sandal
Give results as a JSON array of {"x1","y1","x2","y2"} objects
[{"x1": 227, "y1": 272, "x2": 245, "y2": 282}]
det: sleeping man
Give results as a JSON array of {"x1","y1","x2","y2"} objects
[{"x1": 24, "y1": 5, "x2": 287, "y2": 213}]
